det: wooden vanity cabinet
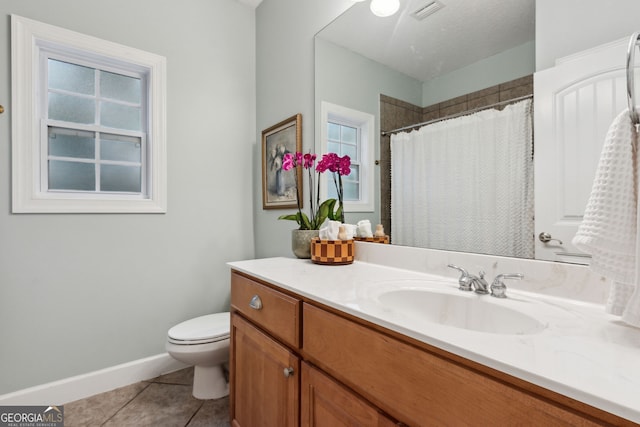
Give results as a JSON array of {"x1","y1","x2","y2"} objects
[
  {"x1": 231, "y1": 314, "x2": 299, "y2": 427},
  {"x1": 303, "y1": 303, "x2": 622, "y2": 426},
  {"x1": 230, "y1": 271, "x2": 398, "y2": 427},
  {"x1": 230, "y1": 272, "x2": 301, "y2": 427},
  {"x1": 230, "y1": 270, "x2": 633, "y2": 427},
  {"x1": 301, "y1": 361, "x2": 397, "y2": 427}
]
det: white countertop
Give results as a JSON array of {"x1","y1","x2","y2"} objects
[{"x1": 228, "y1": 257, "x2": 640, "y2": 423}]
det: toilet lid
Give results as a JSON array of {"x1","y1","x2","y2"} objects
[{"x1": 168, "y1": 312, "x2": 230, "y2": 342}]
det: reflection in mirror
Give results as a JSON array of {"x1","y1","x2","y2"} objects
[
  {"x1": 389, "y1": 96, "x2": 534, "y2": 258},
  {"x1": 315, "y1": 0, "x2": 535, "y2": 258}
]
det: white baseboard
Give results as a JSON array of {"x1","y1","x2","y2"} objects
[{"x1": 0, "y1": 353, "x2": 188, "y2": 406}]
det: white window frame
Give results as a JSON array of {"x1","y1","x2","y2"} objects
[
  {"x1": 11, "y1": 15, "x2": 167, "y2": 213},
  {"x1": 319, "y1": 101, "x2": 375, "y2": 212}
]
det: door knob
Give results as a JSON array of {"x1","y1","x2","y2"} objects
[
  {"x1": 283, "y1": 367, "x2": 294, "y2": 378},
  {"x1": 538, "y1": 232, "x2": 563, "y2": 245}
]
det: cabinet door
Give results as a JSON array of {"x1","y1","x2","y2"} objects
[
  {"x1": 230, "y1": 313, "x2": 299, "y2": 427},
  {"x1": 301, "y1": 362, "x2": 397, "y2": 427}
]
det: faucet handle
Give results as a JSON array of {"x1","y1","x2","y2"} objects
[
  {"x1": 490, "y1": 273, "x2": 524, "y2": 298},
  {"x1": 447, "y1": 264, "x2": 473, "y2": 291}
]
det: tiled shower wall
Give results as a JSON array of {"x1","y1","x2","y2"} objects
[{"x1": 379, "y1": 75, "x2": 533, "y2": 238}]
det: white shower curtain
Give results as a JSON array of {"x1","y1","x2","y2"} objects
[{"x1": 391, "y1": 99, "x2": 534, "y2": 258}]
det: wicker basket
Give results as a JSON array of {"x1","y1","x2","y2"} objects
[
  {"x1": 310, "y1": 238, "x2": 354, "y2": 265},
  {"x1": 354, "y1": 235, "x2": 390, "y2": 244}
]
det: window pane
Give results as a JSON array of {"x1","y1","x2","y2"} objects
[
  {"x1": 343, "y1": 181, "x2": 359, "y2": 201},
  {"x1": 101, "y1": 164, "x2": 141, "y2": 192},
  {"x1": 346, "y1": 164, "x2": 359, "y2": 181},
  {"x1": 48, "y1": 127, "x2": 95, "y2": 159},
  {"x1": 49, "y1": 160, "x2": 95, "y2": 191},
  {"x1": 327, "y1": 141, "x2": 340, "y2": 154},
  {"x1": 327, "y1": 182, "x2": 337, "y2": 200},
  {"x1": 342, "y1": 143, "x2": 357, "y2": 159},
  {"x1": 342, "y1": 125, "x2": 357, "y2": 143},
  {"x1": 328, "y1": 122, "x2": 340, "y2": 141},
  {"x1": 101, "y1": 134, "x2": 141, "y2": 162},
  {"x1": 48, "y1": 93, "x2": 95, "y2": 123},
  {"x1": 101, "y1": 101, "x2": 141, "y2": 131},
  {"x1": 48, "y1": 59, "x2": 94, "y2": 95},
  {"x1": 101, "y1": 71, "x2": 141, "y2": 104}
]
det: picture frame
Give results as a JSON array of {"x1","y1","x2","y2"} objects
[{"x1": 262, "y1": 113, "x2": 302, "y2": 210}]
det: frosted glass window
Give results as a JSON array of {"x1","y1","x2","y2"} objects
[
  {"x1": 342, "y1": 182, "x2": 359, "y2": 201},
  {"x1": 327, "y1": 122, "x2": 358, "y2": 159},
  {"x1": 48, "y1": 92, "x2": 95, "y2": 124},
  {"x1": 346, "y1": 164, "x2": 359, "y2": 181},
  {"x1": 327, "y1": 168, "x2": 360, "y2": 201},
  {"x1": 342, "y1": 126, "x2": 357, "y2": 143},
  {"x1": 101, "y1": 71, "x2": 141, "y2": 104},
  {"x1": 101, "y1": 101, "x2": 141, "y2": 131},
  {"x1": 101, "y1": 165, "x2": 141, "y2": 192},
  {"x1": 101, "y1": 134, "x2": 141, "y2": 162},
  {"x1": 49, "y1": 160, "x2": 95, "y2": 191},
  {"x1": 343, "y1": 164, "x2": 360, "y2": 201},
  {"x1": 342, "y1": 143, "x2": 357, "y2": 159},
  {"x1": 328, "y1": 123, "x2": 340, "y2": 140},
  {"x1": 326, "y1": 120, "x2": 361, "y2": 204},
  {"x1": 48, "y1": 128, "x2": 95, "y2": 159},
  {"x1": 11, "y1": 15, "x2": 168, "y2": 212},
  {"x1": 48, "y1": 59, "x2": 94, "y2": 95}
]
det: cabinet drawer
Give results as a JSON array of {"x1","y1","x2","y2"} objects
[
  {"x1": 303, "y1": 303, "x2": 604, "y2": 426},
  {"x1": 231, "y1": 272, "x2": 301, "y2": 348}
]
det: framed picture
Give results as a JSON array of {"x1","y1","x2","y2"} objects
[{"x1": 262, "y1": 113, "x2": 302, "y2": 209}]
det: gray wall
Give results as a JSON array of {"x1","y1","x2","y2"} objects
[
  {"x1": 536, "y1": 0, "x2": 640, "y2": 70},
  {"x1": 314, "y1": 38, "x2": 424, "y2": 230},
  {"x1": 254, "y1": 0, "x2": 353, "y2": 258},
  {"x1": 422, "y1": 41, "x2": 535, "y2": 106},
  {"x1": 0, "y1": 0, "x2": 255, "y2": 394}
]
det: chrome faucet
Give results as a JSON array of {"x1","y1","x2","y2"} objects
[
  {"x1": 447, "y1": 264, "x2": 474, "y2": 291},
  {"x1": 470, "y1": 271, "x2": 490, "y2": 295},
  {"x1": 490, "y1": 273, "x2": 524, "y2": 298},
  {"x1": 447, "y1": 265, "x2": 489, "y2": 294},
  {"x1": 448, "y1": 264, "x2": 523, "y2": 298}
]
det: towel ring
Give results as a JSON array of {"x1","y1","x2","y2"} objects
[{"x1": 626, "y1": 31, "x2": 640, "y2": 126}]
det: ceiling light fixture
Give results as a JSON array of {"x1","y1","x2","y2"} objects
[{"x1": 369, "y1": 0, "x2": 400, "y2": 17}]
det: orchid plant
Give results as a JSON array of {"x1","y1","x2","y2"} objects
[{"x1": 278, "y1": 151, "x2": 351, "y2": 230}]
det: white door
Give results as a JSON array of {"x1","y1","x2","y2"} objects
[{"x1": 534, "y1": 38, "x2": 634, "y2": 263}]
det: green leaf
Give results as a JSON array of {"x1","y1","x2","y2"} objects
[
  {"x1": 335, "y1": 204, "x2": 343, "y2": 221},
  {"x1": 297, "y1": 212, "x2": 312, "y2": 230},
  {"x1": 278, "y1": 214, "x2": 298, "y2": 221},
  {"x1": 318, "y1": 199, "x2": 334, "y2": 222}
]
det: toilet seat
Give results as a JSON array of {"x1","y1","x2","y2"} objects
[{"x1": 168, "y1": 312, "x2": 230, "y2": 345}]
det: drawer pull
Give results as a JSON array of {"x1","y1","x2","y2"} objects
[
  {"x1": 249, "y1": 295, "x2": 263, "y2": 310},
  {"x1": 283, "y1": 367, "x2": 294, "y2": 378}
]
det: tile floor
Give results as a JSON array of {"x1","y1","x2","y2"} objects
[{"x1": 63, "y1": 368, "x2": 230, "y2": 426}]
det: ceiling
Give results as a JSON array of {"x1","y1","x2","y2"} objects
[
  {"x1": 316, "y1": 0, "x2": 535, "y2": 83},
  {"x1": 236, "y1": 0, "x2": 263, "y2": 8}
]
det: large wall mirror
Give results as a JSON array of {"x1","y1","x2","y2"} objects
[{"x1": 314, "y1": 0, "x2": 537, "y2": 259}]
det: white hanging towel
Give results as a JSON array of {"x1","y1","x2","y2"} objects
[{"x1": 572, "y1": 109, "x2": 640, "y2": 328}]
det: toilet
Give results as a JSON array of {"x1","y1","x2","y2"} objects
[{"x1": 166, "y1": 312, "x2": 230, "y2": 400}]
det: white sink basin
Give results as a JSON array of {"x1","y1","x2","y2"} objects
[{"x1": 377, "y1": 288, "x2": 545, "y2": 335}]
